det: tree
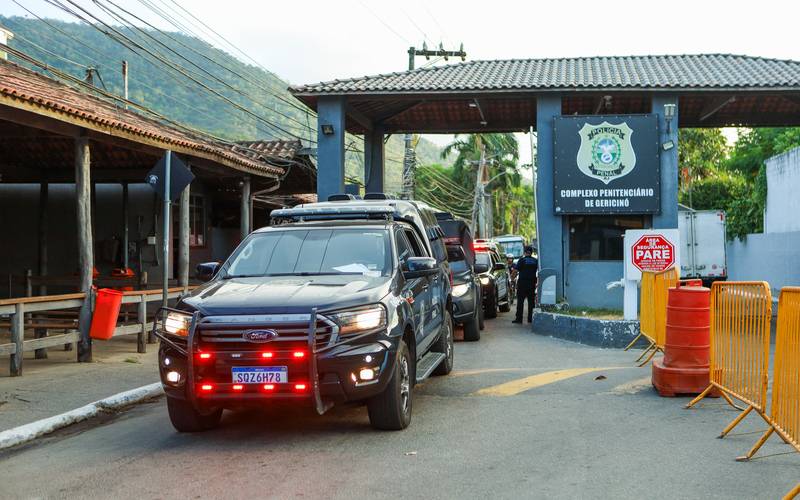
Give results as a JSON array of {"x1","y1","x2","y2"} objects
[{"x1": 678, "y1": 128, "x2": 728, "y2": 201}]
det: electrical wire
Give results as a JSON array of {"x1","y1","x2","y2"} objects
[{"x1": 43, "y1": 0, "x2": 308, "y2": 142}]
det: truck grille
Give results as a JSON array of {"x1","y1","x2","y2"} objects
[{"x1": 195, "y1": 314, "x2": 337, "y2": 351}]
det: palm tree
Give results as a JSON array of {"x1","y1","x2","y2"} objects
[{"x1": 440, "y1": 133, "x2": 528, "y2": 234}]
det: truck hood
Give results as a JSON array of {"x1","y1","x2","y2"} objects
[{"x1": 182, "y1": 275, "x2": 392, "y2": 316}]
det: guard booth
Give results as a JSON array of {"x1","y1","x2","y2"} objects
[{"x1": 290, "y1": 54, "x2": 800, "y2": 309}]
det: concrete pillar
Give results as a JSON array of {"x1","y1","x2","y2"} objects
[
  {"x1": 651, "y1": 95, "x2": 679, "y2": 229},
  {"x1": 178, "y1": 181, "x2": 190, "y2": 288},
  {"x1": 75, "y1": 136, "x2": 93, "y2": 362},
  {"x1": 364, "y1": 125, "x2": 385, "y2": 193},
  {"x1": 535, "y1": 95, "x2": 565, "y2": 300},
  {"x1": 317, "y1": 96, "x2": 347, "y2": 201},
  {"x1": 240, "y1": 176, "x2": 251, "y2": 240}
]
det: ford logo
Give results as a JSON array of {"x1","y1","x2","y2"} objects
[{"x1": 243, "y1": 329, "x2": 279, "y2": 342}]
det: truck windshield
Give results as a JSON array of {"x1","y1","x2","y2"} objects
[
  {"x1": 224, "y1": 229, "x2": 391, "y2": 278},
  {"x1": 498, "y1": 240, "x2": 524, "y2": 258}
]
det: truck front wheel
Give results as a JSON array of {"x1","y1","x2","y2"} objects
[
  {"x1": 167, "y1": 396, "x2": 222, "y2": 432},
  {"x1": 368, "y1": 340, "x2": 412, "y2": 430}
]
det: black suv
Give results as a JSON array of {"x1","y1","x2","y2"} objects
[
  {"x1": 474, "y1": 248, "x2": 512, "y2": 318},
  {"x1": 155, "y1": 197, "x2": 453, "y2": 432},
  {"x1": 446, "y1": 245, "x2": 483, "y2": 341}
]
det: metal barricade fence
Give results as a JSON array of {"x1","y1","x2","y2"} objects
[
  {"x1": 738, "y1": 287, "x2": 800, "y2": 463},
  {"x1": 626, "y1": 267, "x2": 679, "y2": 366},
  {"x1": 686, "y1": 281, "x2": 773, "y2": 438}
]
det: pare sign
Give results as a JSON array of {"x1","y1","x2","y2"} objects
[{"x1": 623, "y1": 229, "x2": 680, "y2": 281}]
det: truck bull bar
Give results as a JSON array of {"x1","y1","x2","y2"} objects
[{"x1": 153, "y1": 307, "x2": 382, "y2": 415}]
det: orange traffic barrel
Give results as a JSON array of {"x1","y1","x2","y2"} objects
[
  {"x1": 89, "y1": 288, "x2": 123, "y2": 340},
  {"x1": 653, "y1": 280, "x2": 715, "y2": 397},
  {"x1": 664, "y1": 281, "x2": 710, "y2": 368}
]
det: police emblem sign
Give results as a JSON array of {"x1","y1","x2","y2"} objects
[{"x1": 553, "y1": 114, "x2": 660, "y2": 214}]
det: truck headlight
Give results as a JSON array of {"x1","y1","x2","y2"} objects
[
  {"x1": 163, "y1": 310, "x2": 192, "y2": 337},
  {"x1": 480, "y1": 277, "x2": 491, "y2": 286},
  {"x1": 330, "y1": 305, "x2": 387, "y2": 336},
  {"x1": 452, "y1": 283, "x2": 470, "y2": 297}
]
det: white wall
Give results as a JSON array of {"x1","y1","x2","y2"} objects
[
  {"x1": 727, "y1": 231, "x2": 800, "y2": 296},
  {"x1": 764, "y1": 146, "x2": 800, "y2": 233}
]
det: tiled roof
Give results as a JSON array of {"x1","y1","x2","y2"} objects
[
  {"x1": 292, "y1": 54, "x2": 800, "y2": 94},
  {"x1": 0, "y1": 59, "x2": 282, "y2": 176},
  {"x1": 236, "y1": 139, "x2": 306, "y2": 160}
]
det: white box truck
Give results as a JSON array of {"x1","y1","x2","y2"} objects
[{"x1": 678, "y1": 206, "x2": 727, "y2": 284}]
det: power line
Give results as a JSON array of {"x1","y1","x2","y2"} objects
[
  {"x1": 357, "y1": 0, "x2": 412, "y2": 45},
  {"x1": 43, "y1": 0, "x2": 307, "y2": 142}
]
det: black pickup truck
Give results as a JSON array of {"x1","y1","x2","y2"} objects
[{"x1": 154, "y1": 196, "x2": 453, "y2": 432}]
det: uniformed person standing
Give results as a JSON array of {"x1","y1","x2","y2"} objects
[{"x1": 512, "y1": 246, "x2": 538, "y2": 324}]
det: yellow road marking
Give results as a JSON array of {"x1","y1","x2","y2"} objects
[
  {"x1": 452, "y1": 368, "x2": 536, "y2": 377},
  {"x1": 472, "y1": 367, "x2": 624, "y2": 396}
]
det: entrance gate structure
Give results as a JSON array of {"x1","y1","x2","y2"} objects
[{"x1": 290, "y1": 54, "x2": 800, "y2": 310}]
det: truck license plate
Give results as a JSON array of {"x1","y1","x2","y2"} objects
[{"x1": 231, "y1": 367, "x2": 288, "y2": 384}]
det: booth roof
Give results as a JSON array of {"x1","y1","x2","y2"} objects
[
  {"x1": 290, "y1": 54, "x2": 800, "y2": 133},
  {"x1": 293, "y1": 54, "x2": 800, "y2": 94}
]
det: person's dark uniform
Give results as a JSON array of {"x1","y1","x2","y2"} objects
[{"x1": 513, "y1": 247, "x2": 538, "y2": 324}]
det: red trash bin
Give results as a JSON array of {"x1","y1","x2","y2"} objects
[{"x1": 90, "y1": 288, "x2": 124, "y2": 340}]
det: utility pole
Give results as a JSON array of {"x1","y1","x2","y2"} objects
[
  {"x1": 122, "y1": 60, "x2": 129, "y2": 109},
  {"x1": 471, "y1": 139, "x2": 486, "y2": 237},
  {"x1": 403, "y1": 42, "x2": 467, "y2": 199}
]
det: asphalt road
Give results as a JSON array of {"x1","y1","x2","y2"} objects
[{"x1": 1, "y1": 311, "x2": 797, "y2": 499}]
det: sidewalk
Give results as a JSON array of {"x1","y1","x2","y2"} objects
[{"x1": 0, "y1": 335, "x2": 160, "y2": 431}]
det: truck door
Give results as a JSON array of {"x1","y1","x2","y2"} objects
[
  {"x1": 401, "y1": 227, "x2": 438, "y2": 354},
  {"x1": 396, "y1": 229, "x2": 431, "y2": 355}
]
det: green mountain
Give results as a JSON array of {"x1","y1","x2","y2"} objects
[{"x1": 0, "y1": 15, "x2": 446, "y2": 192}]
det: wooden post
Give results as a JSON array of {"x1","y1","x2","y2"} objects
[
  {"x1": 137, "y1": 294, "x2": 147, "y2": 352},
  {"x1": 178, "y1": 181, "x2": 190, "y2": 289},
  {"x1": 76, "y1": 136, "x2": 94, "y2": 363},
  {"x1": 39, "y1": 182, "x2": 48, "y2": 296},
  {"x1": 10, "y1": 303, "x2": 24, "y2": 376},
  {"x1": 122, "y1": 182, "x2": 129, "y2": 270},
  {"x1": 240, "y1": 176, "x2": 251, "y2": 240}
]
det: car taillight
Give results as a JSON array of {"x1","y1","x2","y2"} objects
[
  {"x1": 263, "y1": 384, "x2": 275, "y2": 391},
  {"x1": 293, "y1": 351, "x2": 305, "y2": 359},
  {"x1": 261, "y1": 352, "x2": 273, "y2": 359},
  {"x1": 200, "y1": 384, "x2": 214, "y2": 392},
  {"x1": 198, "y1": 352, "x2": 212, "y2": 361},
  {"x1": 232, "y1": 384, "x2": 244, "y2": 391},
  {"x1": 294, "y1": 383, "x2": 307, "y2": 391}
]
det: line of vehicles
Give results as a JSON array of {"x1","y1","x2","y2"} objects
[{"x1": 153, "y1": 194, "x2": 526, "y2": 433}]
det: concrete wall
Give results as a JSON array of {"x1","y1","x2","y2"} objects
[
  {"x1": 565, "y1": 261, "x2": 624, "y2": 309},
  {"x1": 727, "y1": 231, "x2": 800, "y2": 294},
  {"x1": 764, "y1": 146, "x2": 800, "y2": 233}
]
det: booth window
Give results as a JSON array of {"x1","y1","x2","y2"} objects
[
  {"x1": 569, "y1": 215, "x2": 646, "y2": 261},
  {"x1": 189, "y1": 194, "x2": 207, "y2": 247}
]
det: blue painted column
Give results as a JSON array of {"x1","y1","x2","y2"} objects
[
  {"x1": 535, "y1": 95, "x2": 564, "y2": 300},
  {"x1": 316, "y1": 96, "x2": 347, "y2": 201},
  {"x1": 651, "y1": 94, "x2": 679, "y2": 229},
  {"x1": 364, "y1": 125, "x2": 385, "y2": 194}
]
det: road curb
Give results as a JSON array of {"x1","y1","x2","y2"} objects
[{"x1": 0, "y1": 382, "x2": 163, "y2": 451}]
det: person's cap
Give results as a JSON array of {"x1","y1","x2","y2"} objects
[{"x1": 524, "y1": 245, "x2": 533, "y2": 253}]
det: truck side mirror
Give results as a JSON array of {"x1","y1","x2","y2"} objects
[
  {"x1": 196, "y1": 262, "x2": 220, "y2": 281},
  {"x1": 493, "y1": 262, "x2": 507, "y2": 272},
  {"x1": 473, "y1": 263, "x2": 489, "y2": 274},
  {"x1": 402, "y1": 257, "x2": 438, "y2": 279}
]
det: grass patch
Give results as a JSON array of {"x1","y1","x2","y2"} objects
[{"x1": 556, "y1": 308, "x2": 624, "y2": 320}]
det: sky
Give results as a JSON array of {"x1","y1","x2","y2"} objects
[{"x1": 2, "y1": 0, "x2": 798, "y2": 165}]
